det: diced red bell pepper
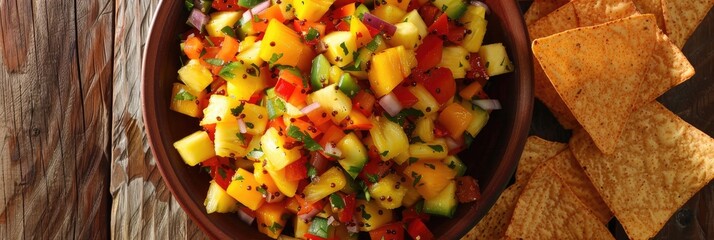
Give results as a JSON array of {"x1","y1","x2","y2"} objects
[
  {"x1": 466, "y1": 53, "x2": 490, "y2": 84},
  {"x1": 427, "y1": 14, "x2": 449, "y2": 36},
  {"x1": 407, "y1": 0, "x2": 423, "y2": 12},
  {"x1": 455, "y1": 176, "x2": 482, "y2": 203},
  {"x1": 318, "y1": 124, "x2": 346, "y2": 150},
  {"x1": 402, "y1": 207, "x2": 431, "y2": 222},
  {"x1": 304, "y1": 233, "x2": 327, "y2": 240},
  {"x1": 212, "y1": 0, "x2": 242, "y2": 11},
  {"x1": 306, "y1": 107, "x2": 332, "y2": 126},
  {"x1": 332, "y1": 0, "x2": 357, "y2": 8},
  {"x1": 359, "y1": 148, "x2": 393, "y2": 183},
  {"x1": 216, "y1": 35, "x2": 240, "y2": 63},
  {"x1": 335, "y1": 193, "x2": 357, "y2": 223},
  {"x1": 274, "y1": 78, "x2": 298, "y2": 101},
  {"x1": 296, "y1": 194, "x2": 326, "y2": 215},
  {"x1": 333, "y1": 3, "x2": 356, "y2": 20},
  {"x1": 446, "y1": 22, "x2": 466, "y2": 44},
  {"x1": 418, "y1": 67, "x2": 456, "y2": 105},
  {"x1": 269, "y1": 119, "x2": 288, "y2": 133},
  {"x1": 202, "y1": 157, "x2": 235, "y2": 189},
  {"x1": 352, "y1": 90, "x2": 376, "y2": 116},
  {"x1": 253, "y1": 5, "x2": 285, "y2": 33},
  {"x1": 418, "y1": 5, "x2": 441, "y2": 25},
  {"x1": 183, "y1": 36, "x2": 204, "y2": 59},
  {"x1": 414, "y1": 35, "x2": 443, "y2": 73},
  {"x1": 203, "y1": 124, "x2": 217, "y2": 141},
  {"x1": 433, "y1": 123, "x2": 450, "y2": 138},
  {"x1": 248, "y1": 92, "x2": 262, "y2": 104},
  {"x1": 279, "y1": 70, "x2": 309, "y2": 106},
  {"x1": 369, "y1": 222, "x2": 405, "y2": 240},
  {"x1": 285, "y1": 157, "x2": 309, "y2": 181},
  {"x1": 335, "y1": 20, "x2": 351, "y2": 31},
  {"x1": 406, "y1": 219, "x2": 434, "y2": 240},
  {"x1": 392, "y1": 84, "x2": 419, "y2": 108},
  {"x1": 292, "y1": 118, "x2": 323, "y2": 139}
]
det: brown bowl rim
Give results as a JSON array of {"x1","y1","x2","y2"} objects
[{"x1": 141, "y1": 0, "x2": 533, "y2": 238}]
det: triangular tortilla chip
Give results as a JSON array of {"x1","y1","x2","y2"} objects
[
  {"x1": 505, "y1": 165, "x2": 614, "y2": 239},
  {"x1": 662, "y1": 0, "x2": 714, "y2": 48},
  {"x1": 528, "y1": 0, "x2": 639, "y2": 129},
  {"x1": 635, "y1": 30, "x2": 694, "y2": 109},
  {"x1": 532, "y1": 14, "x2": 658, "y2": 154},
  {"x1": 515, "y1": 136, "x2": 567, "y2": 183},
  {"x1": 524, "y1": 0, "x2": 573, "y2": 26},
  {"x1": 569, "y1": 102, "x2": 714, "y2": 239},
  {"x1": 462, "y1": 183, "x2": 523, "y2": 240},
  {"x1": 546, "y1": 149, "x2": 613, "y2": 224},
  {"x1": 631, "y1": 0, "x2": 667, "y2": 30}
]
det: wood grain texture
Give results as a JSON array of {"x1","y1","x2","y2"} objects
[
  {"x1": 110, "y1": 0, "x2": 207, "y2": 239},
  {"x1": 0, "y1": 0, "x2": 111, "y2": 239}
]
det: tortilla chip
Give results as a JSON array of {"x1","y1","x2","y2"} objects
[
  {"x1": 569, "y1": 102, "x2": 714, "y2": 239},
  {"x1": 528, "y1": 0, "x2": 638, "y2": 129},
  {"x1": 505, "y1": 166, "x2": 614, "y2": 239},
  {"x1": 462, "y1": 183, "x2": 523, "y2": 240},
  {"x1": 636, "y1": 30, "x2": 695, "y2": 109},
  {"x1": 662, "y1": 0, "x2": 714, "y2": 48},
  {"x1": 515, "y1": 136, "x2": 567, "y2": 182},
  {"x1": 532, "y1": 14, "x2": 658, "y2": 154},
  {"x1": 524, "y1": 0, "x2": 573, "y2": 26},
  {"x1": 631, "y1": 0, "x2": 667, "y2": 30},
  {"x1": 546, "y1": 149, "x2": 613, "y2": 224}
]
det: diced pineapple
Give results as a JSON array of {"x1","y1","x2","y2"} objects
[
  {"x1": 170, "y1": 83, "x2": 204, "y2": 118},
  {"x1": 201, "y1": 95, "x2": 238, "y2": 126},
  {"x1": 246, "y1": 134, "x2": 264, "y2": 161},
  {"x1": 478, "y1": 43, "x2": 514, "y2": 76},
  {"x1": 214, "y1": 121, "x2": 250, "y2": 158},
  {"x1": 261, "y1": 127, "x2": 302, "y2": 170},
  {"x1": 173, "y1": 131, "x2": 216, "y2": 166},
  {"x1": 369, "y1": 174, "x2": 408, "y2": 209},
  {"x1": 322, "y1": 31, "x2": 357, "y2": 67},
  {"x1": 265, "y1": 159, "x2": 299, "y2": 197},
  {"x1": 401, "y1": 10, "x2": 428, "y2": 38},
  {"x1": 178, "y1": 59, "x2": 213, "y2": 93},
  {"x1": 386, "y1": 0, "x2": 411, "y2": 10},
  {"x1": 393, "y1": 151, "x2": 411, "y2": 165},
  {"x1": 369, "y1": 115, "x2": 409, "y2": 160},
  {"x1": 239, "y1": 36, "x2": 259, "y2": 52},
  {"x1": 226, "y1": 168, "x2": 265, "y2": 210},
  {"x1": 401, "y1": 182, "x2": 421, "y2": 207},
  {"x1": 438, "y1": 46, "x2": 471, "y2": 79},
  {"x1": 294, "y1": 0, "x2": 335, "y2": 22},
  {"x1": 237, "y1": 40, "x2": 265, "y2": 66},
  {"x1": 460, "y1": 5, "x2": 487, "y2": 23},
  {"x1": 309, "y1": 84, "x2": 353, "y2": 123},
  {"x1": 205, "y1": 180, "x2": 238, "y2": 214},
  {"x1": 356, "y1": 200, "x2": 394, "y2": 231},
  {"x1": 293, "y1": 216, "x2": 313, "y2": 238},
  {"x1": 388, "y1": 22, "x2": 421, "y2": 50},
  {"x1": 241, "y1": 104, "x2": 269, "y2": 135},
  {"x1": 413, "y1": 117, "x2": 435, "y2": 142},
  {"x1": 302, "y1": 167, "x2": 347, "y2": 203},
  {"x1": 206, "y1": 11, "x2": 242, "y2": 37},
  {"x1": 409, "y1": 84, "x2": 440, "y2": 116},
  {"x1": 396, "y1": 46, "x2": 417, "y2": 77},
  {"x1": 256, "y1": 202, "x2": 289, "y2": 239},
  {"x1": 272, "y1": 0, "x2": 295, "y2": 20},
  {"x1": 403, "y1": 160, "x2": 457, "y2": 199},
  {"x1": 329, "y1": 65, "x2": 344, "y2": 85},
  {"x1": 372, "y1": 4, "x2": 407, "y2": 24},
  {"x1": 259, "y1": 20, "x2": 306, "y2": 67},
  {"x1": 461, "y1": 17, "x2": 487, "y2": 52},
  {"x1": 350, "y1": 17, "x2": 373, "y2": 48},
  {"x1": 409, "y1": 139, "x2": 448, "y2": 160}
]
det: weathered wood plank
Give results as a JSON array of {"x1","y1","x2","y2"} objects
[
  {"x1": 0, "y1": 0, "x2": 112, "y2": 239},
  {"x1": 111, "y1": 0, "x2": 207, "y2": 239}
]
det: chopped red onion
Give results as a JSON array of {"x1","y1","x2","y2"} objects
[
  {"x1": 237, "y1": 118, "x2": 248, "y2": 134},
  {"x1": 187, "y1": 9, "x2": 209, "y2": 32},
  {"x1": 470, "y1": 1, "x2": 491, "y2": 15},
  {"x1": 240, "y1": 1, "x2": 271, "y2": 24},
  {"x1": 238, "y1": 209, "x2": 255, "y2": 224},
  {"x1": 327, "y1": 216, "x2": 336, "y2": 226},
  {"x1": 299, "y1": 207, "x2": 321, "y2": 221},
  {"x1": 472, "y1": 99, "x2": 501, "y2": 110},
  {"x1": 446, "y1": 137, "x2": 462, "y2": 150},
  {"x1": 362, "y1": 13, "x2": 397, "y2": 36},
  {"x1": 301, "y1": 102, "x2": 322, "y2": 114},
  {"x1": 379, "y1": 92, "x2": 404, "y2": 117},
  {"x1": 324, "y1": 143, "x2": 343, "y2": 158},
  {"x1": 315, "y1": 41, "x2": 328, "y2": 54},
  {"x1": 346, "y1": 216, "x2": 359, "y2": 233}
]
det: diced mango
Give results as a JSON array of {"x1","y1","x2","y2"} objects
[
  {"x1": 350, "y1": 17, "x2": 373, "y2": 48},
  {"x1": 403, "y1": 160, "x2": 457, "y2": 199},
  {"x1": 369, "y1": 174, "x2": 408, "y2": 209},
  {"x1": 369, "y1": 48, "x2": 403, "y2": 97},
  {"x1": 294, "y1": 0, "x2": 335, "y2": 22},
  {"x1": 173, "y1": 131, "x2": 215, "y2": 166},
  {"x1": 265, "y1": 159, "x2": 299, "y2": 197},
  {"x1": 256, "y1": 202, "x2": 289, "y2": 239},
  {"x1": 170, "y1": 83, "x2": 204, "y2": 118},
  {"x1": 438, "y1": 102, "x2": 474, "y2": 139},
  {"x1": 226, "y1": 168, "x2": 266, "y2": 210},
  {"x1": 259, "y1": 19, "x2": 306, "y2": 67}
]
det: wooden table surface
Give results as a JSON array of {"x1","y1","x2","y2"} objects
[{"x1": 0, "y1": 0, "x2": 710, "y2": 239}]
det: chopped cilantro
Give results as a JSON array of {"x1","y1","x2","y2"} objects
[
  {"x1": 285, "y1": 3, "x2": 293, "y2": 11},
  {"x1": 307, "y1": 164, "x2": 318, "y2": 178},
  {"x1": 217, "y1": 168, "x2": 227, "y2": 179},
  {"x1": 428, "y1": 144, "x2": 444, "y2": 152},
  {"x1": 330, "y1": 193, "x2": 345, "y2": 209},
  {"x1": 174, "y1": 89, "x2": 197, "y2": 101},
  {"x1": 269, "y1": 53, "x2": 284, "y2": 68},
  {"x1": 408, "y1": 157, "x2": 419, "y2": 164},
  {"x1": 245, "y1": 122, "x2": 255, "y2": 129},
  {"x1": 411, "y1": 171, "x2": 422, "y2": 187},
  {"x1": 220, "y1": 26, "x2": 236, "y2": 38},
  {"x1": 410, "y1": 136, "x2": 425, "y2": 144},
  {"x1": 448, "y1": 161, "x2": 456, "y2": 169},
  {"x1": 366, "y1": 39, "x2": 379, "y2": 52},
  {"x1": 267, "y1": 98, "x2": 286, "y2": 119},
  {"x1": 267, "y1": 222, "x2": 283, "y2": 234},
  {"x1": 441, "y1": 4, "x2": 448, "y2": 12},
  {"x1": 287, "y1": 125, "x2": 323, "y2": 151},
  {"x1": 219, "y1": 62, "x2": 240, "y2": 79},
  {"x1": 348, "y1": 166, "x2": 362, "y2": 175},
  {"x1": 380, "y1": 151, "x2": 389, "y2": 157},
  {"x1": 249, "y1": 63, "x2": 261, "y2": 77},
  {"x1": 256, "y1": 186, "x2": 268, "y2": 196},
  {"x1": 464, "y1": 132, "x2": 475, "y2": 148},
  {"x1": 231, "y1": 102, "x2": 246, "y2": 116},
  {"x1": 234, "y1": 175, "x2": 245, "y2": 181},
  {"x1": 340, "y1": 42, "x2": 349, "y2": 55},
  {"x1": 306, "y1": 27, "x2": 320, "y2": 41},
  {"x1": 236, "y1": 132, "x2": 246, "y2": 144},
  {"x1": 360, "y1": 205, "x2": 372, "y2": 220},
  {"x1": 184, "y1": 0, "x2": 194, "y2": 11},
  {"x1": 385, "y1": 108, "x2": 424, "y2": 125},
  {"x1": 367, "y1": 174, "x2": 379, "y2": 183}
]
